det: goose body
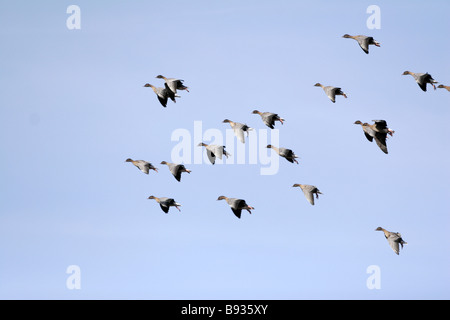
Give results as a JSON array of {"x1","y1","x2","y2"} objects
[
  {"x1": 292, "y1": 184, "x2": 322, "y2": 205},
  {"x1": 198, "y1": 143, "x2": 231, "y2": 164},
  {"x1": 156, "y1": 75, "x2": 189, "y2": 94},
  {"x1": 223, "y1": 119, "x2": 253, "y2": 143},
  {"x1": 143, "y1": 83, "x2": 179, "y2": 107},
  {"x1": 217, "y1": 196, "x2": 254, "y2": 219},
  {"x1": 252, "y1": 110, "x2": 285, "y2": 129},
  {"x1": 160, "y1": 161, "x2": 191, "y2": 182},
  {"x1": 148, "y1": 196, "x2": 181, "y2": 213},
  {"x1": 375, "y1": 227, "x2": 407, "y2": 255},
  {"x1": 314, "y1": 83, "x2": 347, "y2": 103},
  {"x1": 342, "y1": 34, "x2": 380, "y2": 54},
  {"x1": 125, "y1": 158, "x2": 158, "y2": 174},
  {"x1": 402, "y1": 71, "x2": 438, "y2": 92},
  {"x1": 354, "y1": 120, "x2": 394, "y2": 154},
  {"x1": 267, "y1": 145, "x2": 299, "y2": 164}
]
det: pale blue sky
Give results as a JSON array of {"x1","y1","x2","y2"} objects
[{"x1": 0, "y1": 1, "x2": 449, "y2": 299}]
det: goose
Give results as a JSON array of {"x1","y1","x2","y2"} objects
[
  {"x1": 267, "y1": 145, "x2": 299, "y2": 164},
  {"x1": 143, "y1": 83, "x2": 180, "y2": 107},
  {"x1": 292, "y1": 184, "x2": 322, "y2": 206},
  {"x1": 354, "y1": 120, "x2": 394, "y2": 154},
  {"x1": 437, "y1": 84, "x2": 450, "y2": 92},
  {"x1": 252, "y1": 110, "x2": 285, "y2": 129},
  {"x1": 314, "y1": 83, "x2": 347, "y2": 103},
  {"x1": 160, "y1": 161, "x2": 191, "y2": 182},
  {"x1": 198, "y1": 142, "x2": 231, "y2": 165},
  {"x1": 375, "y1": 227, "x2": 407, "y2": 255},
  {"x1": 402, "y1": 71, "x2": 438, "y2": 92},
  {"x1": 342, "y1": 34, "x2": 380, "y2": 54},
  {"x1": 155, "y1": 75, "x2": 189, "y2": 94},
  {"x1": 148, "y1": 196, "x2": 181, "y2": 213},
  {"x1": 125, "y1": 158, "x2": 158, "y2": 174},
  {"x1": 217, "y1": 196, "x2": 254, "y2": 219},
  {"x1": 223, "y1": 119, "x2": 253, "y2": 143}
]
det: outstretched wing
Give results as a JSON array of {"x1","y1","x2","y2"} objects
[
  {"x1": 231, "y1": 208, "x2": 242, "y2": 219},
  {"x1": 302, "y1": 189, "x2": 315, "y2": 205},
  {"x1": 159, "y1": 204, "x2": 169, "y2": 213},
  {"x1": 357, "y1": 37, "x2": 371, "y2": 54},
  {"x1": 387, "y1": 235, "x2": 401, "y2": 255},
  {"x1": 233, "y1": 127, "x2": 246, "y2": 143},
  {"x1": 206, "y1": 149, "x2": 216, "y2": 164},
  {"x1": 262, "y1": 114, "x2": 276, "y2": 129},
  {"x1": 374, "y1": 132, "x2": 388, "y2": 154}
]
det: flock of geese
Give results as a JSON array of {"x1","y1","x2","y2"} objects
[{"x1": 127, "y1": 34, "x2": 448, "y2": 256}]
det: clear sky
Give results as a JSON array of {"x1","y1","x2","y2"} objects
[{"x1": 0, "y1": 0, "x2": 449, "y2": 300}]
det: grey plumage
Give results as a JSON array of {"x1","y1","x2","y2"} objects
[
  {"x1": 160, "y1": 161, "x2": 191, "y2": 182},
  {"x1": 217, "y1": 196, "x2": 254, "y2": 219},
  {"x1": 223, "y1": 119, "x2": 253, "y2": 143},
  {"x1": 156, "y1": 75, "x2": 189, "y2": 94},
  {"x1": 252, "y1": 110, "x2": 285, "y2": 129},
  {"x1": 402, "y1": 71, "x2": 438, "y2": 92},
  {"x1": 342, "y1": 34, "x2": 380, "y2": 54},
  {"x1": 376, "y1": 227, "x2": 407, "y2": 255},
  {"x1": 143, "y1": 83, "x2": 179, "y2": 107},
  {"x1": 148, "y1": 196, "x2": 182, "y2": 213},
  {"x1": 125, "y1": 158, "x2": 158, "y2": 174},
  {"x1": 314, "y1": 83, "x2": 347, "y2": 103},
  {"x1": 354, "y1": 120, "x2": 395, "y2": 154},
  {"x1": 198, "y1": 143, "x2": 231, "y2": 164},
  {"x1": 293, "y1": 184, "x2": 322, "y2": 205},
  {"x1": 267, "y1": 145, "x2": 299, "y2": 164}
]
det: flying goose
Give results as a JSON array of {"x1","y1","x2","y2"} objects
[
  {"x1": 402, "y1": 71, "x2": 438, "y2": 92},
  {"x1": 292, "y1": 184, "x2": 322, "y2": 206},
  {"x1": 125, "y1": 158, "x2": 158, "y2": 174},
  {"x1": 267, "y1": 145, "x2": 299, "y2": 164},
  {"x1": 148, "y1": 196, "x2": 181, "y2": 213},
  {"x1": 252, "y1": 110, "x2": 285, "y2": 129},
  {"x1": 160, "y1": 161, "x2": 191, "y2": 182},
  {"x1": 198, "y1": 142, "x2": 231, "y2": 165},
  {"x1": 314, "y1": 83, "x2": 347, "y2": 103},
  {"x1": 354, "y1": 120, "x2": 394, "y2": 154},
  {"x1": 223, "y1": 119, "x2": 253, "y2": 143},
  {"x1": 217, "y1": 196, "x2": 254, "y2": 219},
  {"x1": 375, "y1": 227, "x2": 407, "y2": 255},
  {"x1": 143, "y1": 83, "x2": 179, "y2": 107},
  {"x1": 342, "y1": 34, "x2": 380, "y2": 54},
  {"x1": 155, "y1": 75, "x2": 189, "y2": 94}
]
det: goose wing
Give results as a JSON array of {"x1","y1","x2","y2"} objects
[{"x1": 374, "y1": 132, "x2": 388, "y2": 154}]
